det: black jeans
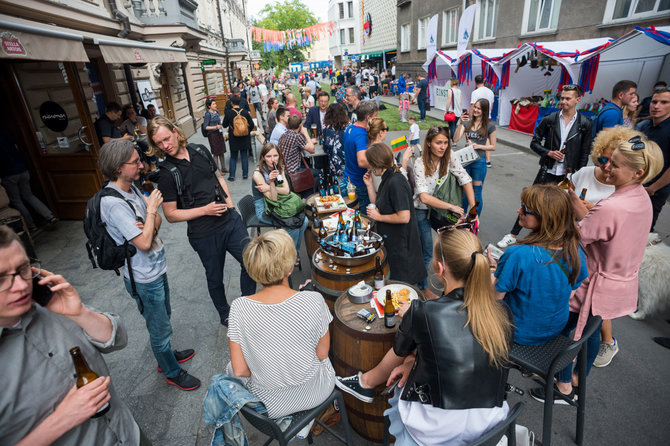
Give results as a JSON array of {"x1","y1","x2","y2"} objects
[
  {"x1": 510, "y1": 168, "x2": 564, "y2": 236},
  {"x1": 649, "y1": 184, "x2": 670, "y2": 232},
  {"x1": 188, "y1": 211, "x2": 256, "y2": 323}
]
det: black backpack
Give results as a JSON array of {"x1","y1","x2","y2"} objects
[{"x1": 83, "y1": 183, "x2": 144, "y2": 311}]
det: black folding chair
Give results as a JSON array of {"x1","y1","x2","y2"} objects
[
  {"x1": 509, "y1": 315, "x2": 602, "y2": 446},
  {"x1": 239, "y1": 388, "x2": 353, "y2": 446},
  {"x1": 238, "y1": 194, "x2": 277, "y2": 237}
]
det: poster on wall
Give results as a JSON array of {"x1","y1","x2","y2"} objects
[
  {"x1": 434, "y1": 86, "x2": 450, "y2": 111},
  {"x1": 137, "y1": 80, "x2": 159, "y2": 113}
]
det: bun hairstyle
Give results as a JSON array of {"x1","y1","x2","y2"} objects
[
  {"x1": 615, "y1": 137, "x2": 664, "y2": 184},
  {"x1": 367, "y1": 117, "x2": 387, "y2": 142}
]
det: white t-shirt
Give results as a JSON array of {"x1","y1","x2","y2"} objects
[
  {"x1": 470, "y1": 86, "x2": 495, "y2": 118},
  {"x1": 409, "y1": 123, "x2": 420, "y2": 141},
  {"x1": 319, "y1": 110, "x2": 326, "y2": 129},
  {"x1": 571, "y1": 166, "x2": 615, "y2": 204},
  {"x1": 449, "y1": 88, "x2": 462, "y2": 117}
]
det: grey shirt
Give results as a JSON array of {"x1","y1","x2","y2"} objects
[{"x1": 0, "y1": 305, "x2": 138, "y2": 445}]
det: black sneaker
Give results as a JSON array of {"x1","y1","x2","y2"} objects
[
  {"x1": 157, "y1": 349, "x2": 195, "y2": 372},
  {"x1": 530, "y1": 385, "x2": 577, "y2": 406},
  {"x1": 335, "y1": 373, "x2": 374, "y2": 403},
  {"x1": 166, "y1": 369, "x2": 201, "y2": 391},
  {"x1": 228, "y1": 177, "x2": 235, "y2": 182}
]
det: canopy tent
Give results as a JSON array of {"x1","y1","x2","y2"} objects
[{"x1": 423, "y1": 50, "x2": 458, "y2": 82}]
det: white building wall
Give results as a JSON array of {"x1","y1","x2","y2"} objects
[
  {"x1": 329, "y1": 0, "x2": 362, "y2": 68},
  {"x1": 360, "y1": 0, "x2": 397, "y2": 54}
]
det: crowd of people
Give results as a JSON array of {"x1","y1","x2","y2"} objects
[{"x1": 1, "y1": 66, "x2": 669, "y2": 446}]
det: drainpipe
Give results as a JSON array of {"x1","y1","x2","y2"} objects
[
  {"x1": 216, "y1": 0, "x2": 232, "y2": 91},
  {"x1": 107, "y1": 0, "x2": 131, "y2": 38},
  {"x1": 181, "y1": 62, "x2": 196, "y2": 127},
  {"x1": 123, "y1": 65, "x2": 139, "y2": 111}
]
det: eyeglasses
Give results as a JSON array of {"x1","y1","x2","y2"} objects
[
  {"x1": 520, "y1": 203, "x2": 538, "y2": 216},
  {"x1": 597, "y1": 156, "x2": 610, "y2": 165},
  {"x1": 0, "y1": 261, "x2": 40, "y2": 293},
  {"x1": 124, "y1": 157, "x2": 143, "y2": 166},
  {"x1": 654, "y1": 86, "x2": 670, "y2": 93}
]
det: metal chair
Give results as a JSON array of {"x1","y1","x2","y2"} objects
[
  {"x1": 471, "y1": 401, "x2": 525, "y2": 446},
  {"x1": 509, "y1": 315, "x2": 602, "y2": 446},
  {"x1": 238, "y1": 194, "x2": 277, "y2": 237},
  {"x1": 239, "y1": 388, "x2": 353, "y2": 446}
]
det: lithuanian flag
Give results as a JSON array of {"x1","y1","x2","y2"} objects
[{"x1": 390, "y1": 136, "x2": 408, "y2": 152}]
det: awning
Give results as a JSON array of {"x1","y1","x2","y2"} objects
[
  {"x1": 0, "y1": 17, "x2": 89, "y2": 62},
  {"x1": 93, "y1": 37, "x2": 187, "y2": 64}
]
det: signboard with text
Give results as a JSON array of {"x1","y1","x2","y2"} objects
[{"x1": 434, "y1": 86, "x2": 450, "y2": 111}]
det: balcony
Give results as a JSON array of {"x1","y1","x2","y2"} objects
[
  {"x1": 132, "y1": 0, "x2": 199, "y2": 29},
  {"x1": 226, "y1": 38, "x2": 246, "y2": 54}
]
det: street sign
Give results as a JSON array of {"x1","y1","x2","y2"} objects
[{"x1": 201, "y1": 59, "x2": 216, "y2": 65}]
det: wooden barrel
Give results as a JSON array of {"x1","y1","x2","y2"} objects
[
  {"x1": 311, "y1": 247, "x2": 388, "y2": 311},
  {"x1": 331, "y1": 283, "x2": 424, "y2": 443}
]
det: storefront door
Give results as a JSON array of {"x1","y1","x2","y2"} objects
[
  {"x1": 2, "y1": 61, "x2": 103, "y2": 219},
  {"x1": 202, "y1": 69, "x2": 229, "y2": 109}
]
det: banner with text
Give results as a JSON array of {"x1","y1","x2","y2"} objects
[
  {"x1": 434, "y1": 86, "x2": 450, "y2": 111},
  {"x1": 457, "y1": 5, "x2": 477, "y2": 57}
]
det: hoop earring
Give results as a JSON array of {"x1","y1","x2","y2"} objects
[{"x1": 428, "y1": 271, "x2": 445, "y2": 294}]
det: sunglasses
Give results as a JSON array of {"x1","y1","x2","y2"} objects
[
  {"x1": 562, "y1": 84, "x2": 582, "y2": 94},
  {"x1": 520, "y1": 203, "x2": 538, "y2": 216},
  {"x1": 597, "y1": 156, "x2": 610, "y2": 165},
  {"x1": 654, "y1": 86, "x2": 670, "y2": 93},
  {"x1": 435, "y1": 222, "x2": 477, "y2": 268},
  {"x1": 382, "y1": 127, "x2": 389, "y2": 131}
]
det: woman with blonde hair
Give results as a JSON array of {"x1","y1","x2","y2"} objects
[
  {"x1": 491, "y1": 185, "x2": 589, "y2": 360},
  {"x1": 337, "y1": 228, "x2": 513, "y2": 445},
  {"x1": 531, "y1": 135, "x2": 665, "y2": 404},
  {"x1": 228, "y1": 229, "x2": 335, "y2": 418},
  {"x1": 302, "y1": 87, "x2": 314, "y2": 114},
  {"x1": 367, "y1": 116, "x2": 389, "y2": 144}
]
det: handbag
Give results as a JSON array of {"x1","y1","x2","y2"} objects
[
  {"x1": 444, "y1": 90, "x2": 456, "y2": 122},
  {"x1": 280, "y1": 147, "x2": 315, "y2": 193},
  {"x1": 264, "y1": 192, "x2": 306, "y2": 229},
  {"x1": 427, "y1": 171, "x2": 463, "y2": 231}
]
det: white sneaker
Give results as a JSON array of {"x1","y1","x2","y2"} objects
[{"x1": 497, "y1": 234, "x2": 517, "y2": 249}]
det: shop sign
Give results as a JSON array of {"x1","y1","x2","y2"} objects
[
  {"x1": 39, "y1": 101, "x2": 68, "y2": 132},
  {"x1": 1, "y1": 32, "x2": 26, "y2": 57},
  {"x1": 254, "y1": 63, "x2": 260, "y2": 69},
  {"x1": 201, "y1": 59, "x2": 217, "y2": 65},
  {"x1": 434, "y1": 86, "x2": 450, "y2": 111}
]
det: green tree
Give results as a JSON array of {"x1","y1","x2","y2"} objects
[{"x1": 251, "y1": 0, "x2": 317, "y2": 72}]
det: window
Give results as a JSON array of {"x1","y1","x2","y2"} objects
[
  {"x1": 442, "y1": 8, "x2": 458, "y2": 46},
  {"x1": 604, "y1": 0, "x2": 670, "y2": 23},
  {"x1": 348, "y1": 1, "x2": 353, "y2": 18},
  {"x1": 524, "y1": 0, "x2": 561, "y2": 33},
  {"x1": 339, "y1": 3, "x2": 344, "y2": 19},
  {"x1": 417, "y1": 17, "x2": 428, "y2": 50},
  {"x1": 349, "y1": 27, "x2": 355, "y2": 44},
  {"x1": 401, "y1": 23, "x2": 411, "y2": 52},
  {"x1": 340, "y1": 29, "x2": 345, "y2": 45},
  {"x1": 475, "y1": 0, "x2": 499, "y2": 40}
]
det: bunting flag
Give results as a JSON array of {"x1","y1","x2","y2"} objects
[
  {"x1": 458, "y1": 53, "x2": 472, "y2": 86},
  {"x1": 634, "y1": 25, "x2": 670, "y2": 45},
  {"x1": 578, "y1": 54, "x2": 600, "y2": 94},
  {"x1": 427, "y1": 58, "x2": 437, "y2": 80},
  {"x1": 558, "y1": 65, "x2": 573, "y2": 91},
  {"x1": 500, "y1": 61, "x2": 510, "y2": 89},
  {"x1": 391, "y1": 136, "x2": 408, "y2": 152},
  {"x1": 251, "y1": 22, "x2": 336, "y2": 50},
  {"x1": 481, "y1": 60, "x2": 499, "y2": 90}
]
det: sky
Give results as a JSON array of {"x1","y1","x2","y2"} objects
[{"x1": 245, "y1": 0, "x2": 328, "y2": 23}]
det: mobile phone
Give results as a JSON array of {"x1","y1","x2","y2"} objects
[
  {"x1": 380, "y1": 378, "x2": 400, "y2": 396},
  {"x1": 32, "y1": 275, "x2": 54, "y2": 306},
  {"x1": 462, "y1": 108, "x2": 468, "y2": 114}
]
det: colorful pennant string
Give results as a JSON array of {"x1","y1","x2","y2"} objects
[{"x1": 251, "y1": 22, "x2": 335, "y2": 50}]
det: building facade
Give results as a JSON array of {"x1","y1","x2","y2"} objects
[
  {"x1": 359, "y1": 0, "x2": 397, "y2": 71},
  {"x1": 329, "y1": 0, "x2": 362, "y2": 69},
  {"x1": 396, "y1": 0, "x2": 670, "y2": 76}
]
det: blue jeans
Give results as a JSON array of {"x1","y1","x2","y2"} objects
[
  {"x1": 462, "y1": 158, "x2": 487, "y2": 216},
  {"x1": 229, "y1": 149, "x2": 249, "y2": 179},
  {"x1": 415, "y1": 209, "x2": 434, "y2": 290},
  {"x1": 556, "y1": 311, "x2": 603, "y2": 383},
  {"x1": 253, "y1": 198, "x2": 308, "y2": 252},
  {"x1": 124, "y1": 273, "x2": 181, "y2": 378},
  {"x1": 356, "y1": 184, "x2": 370, "y2": 216},
  {"x1": 188, "y1": 212, "x2": 256, "y2": 323},
  {"x1": 417, "y1": 97, "x2": 427, "y2": 120}
]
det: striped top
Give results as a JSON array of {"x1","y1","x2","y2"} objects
[{"x1": 228, "y1": 291, "x2": 335, "y2": 418}]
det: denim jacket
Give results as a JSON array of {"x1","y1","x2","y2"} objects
[{"x1": 203, "y1": 374, "x2": 292, "y2": 446}]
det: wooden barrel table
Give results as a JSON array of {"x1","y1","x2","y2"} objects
[
  {"x1": 311, "y1": 247, "x2": 388, "y2": 311},
  {"x1": 304, "y1": 193, "x2": 363, "y2": 260},
  {"x1": 331, "y1": 283, "x2": 424, "y2": 443}
]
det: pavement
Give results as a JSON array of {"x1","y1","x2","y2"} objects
[{"x1": 29, "y1": 125, "x2": 670, "y2": 445}]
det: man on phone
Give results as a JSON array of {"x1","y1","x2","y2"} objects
[
  {"x1": 98, "y1": 140, "x2": 200, "y2": 391},
  {"x1": 0, "y1": 225, "x2": 142, "y2": 445}
]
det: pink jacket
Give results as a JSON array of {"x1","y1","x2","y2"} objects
[{"x1": 570, "y1": 184, "x2": 652, "y2": 338}]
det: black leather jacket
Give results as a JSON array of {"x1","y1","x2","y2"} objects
[
  {"x1": 395, "y1": 288, "x2": 509, "y2": 410},
  {"x1": 530, "y1": 111, "x2": 592, "y2": 171}
]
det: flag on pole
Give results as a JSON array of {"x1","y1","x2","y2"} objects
[
  {"x1": 391, "y1": 136, "x2": 408, "y2": 152},
  {"x1": 457, "y1": 5, "x2": 477, "y2": 58}
]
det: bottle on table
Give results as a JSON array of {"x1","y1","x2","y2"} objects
[
  {"x1": 69, "y1": 346, "x2": 110, "y2": 418},
  {"x1": 384, "y1": 289, "x2": 395, "y2": 328},
  {"x1": 374, "y1": 256, "x2": 384, "y2": 290},
  {"x1": 353, "y1": 210, "x2": 362, "y2": 230},
  {"x1": 318, "y1": 219, "x2": 328, "y2": 245},
  {"x1": 319, "y1": 178, "x2": 326, "y2": 197}
]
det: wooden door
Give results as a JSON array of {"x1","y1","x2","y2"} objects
[
  {"x1": 202, "y1": 69, "x2": 229, "y2": 110},
  {"x1": 3, "y1": 61, "x2": 104, "y2": 219},
  {"x1": 159, "y1": 67, "x2": 175, "y2": 121}
]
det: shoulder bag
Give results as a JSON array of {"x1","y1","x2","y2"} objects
[
  {"x1": 279, "y1": 143, "x2": 315, "y2": 193},
  {"x1": 444, "y1": 90, "x2": 456, "y2": 122},
  {"x1": 427, "y1": 172, "x2": 463, "y2": 231},
  {"x1": 264, "y1": 192, "x2": 306, "y2": 229}
]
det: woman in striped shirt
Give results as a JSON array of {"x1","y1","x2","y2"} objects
[{"x1": 227, "y1": 229, "x2": 335, "y2": 418}]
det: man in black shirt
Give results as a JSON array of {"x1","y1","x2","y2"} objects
[
  {"x1": 148, "y1": 117, "x2": 256, "y2": 325},
  {"x1": 94, "y1": 102, "x2": 134, "y2": 146}
]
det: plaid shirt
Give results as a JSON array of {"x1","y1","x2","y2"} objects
[{"x1": 278, "y1": 130, "x2": 307, "y2": 174}]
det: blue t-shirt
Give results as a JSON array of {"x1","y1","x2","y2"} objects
[
  {"x1": 343, "y1": 124, "x2": 369, "y2": 187},
  {"x1": 595, "y1": 102, "x2": 623, "y2": 135},
  {"x1": 416, "y1": 78, "x2": 429, "y2": 100},
  {"x1": 495, "y1": 244, "x2": 588, "y2": 346}
]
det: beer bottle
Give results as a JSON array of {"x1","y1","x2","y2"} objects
[
  {"x1": 338, "y1": 211, "x2": 346, "y2": 228},
  {"x1": 215, "y1": 184, "x2": 224, "y2": 203},
  {"x1": 353, "y1": 210, "x2": 362, "y2": 230},
  {"x1": 273, "y1": 162, "x2": 284, "y2": 186},
  {"x1": 466, "y1": 201, "x2": 480, "y2": 223},
  {"x1": 319, "y1": 178, "x2": 326, "y2": 197},
  {"x1": 558, "y1": 169, "x2": 574, "y2": 190},
  {"x1": 318, "y1": 219, "x2": 328, "y2": 243},
  {"x1": 579, "y1": 188, "x2": 588, "y2": 200},
  {"x1": 69, "y1": 347, "x2": 110, "y2": 418},
  {"x1": 374, "y1": 256, "x2": 384, "y2": 290},
  {"x1": 384, "y1": 289, "x2": 395, "y2": 328}
]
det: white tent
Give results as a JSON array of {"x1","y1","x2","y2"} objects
[{"x1": 423, "y1": 50, "x2": 458, "y2": 110}]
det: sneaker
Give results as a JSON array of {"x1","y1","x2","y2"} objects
[
  {"x1": 166, "y1": 369, "x2": 201, "y2": 391},
  {"x1": 228, "y1": 177, "x2": 235, "y2": 182},
  {"x1": 418, "y1": 119, "x2": 426, "y2": 122},
  {"x1": 529, "y1": 386, "x2": 577, "y2": 406},
  {"x1": 497, "y1": 234, "x2": 517, "y2": 249},
  {"x1": 157, "y1": 349, "x2": 195, "y2": 372},
  {"x1": 335, "y1": 373, "x2": 374, "y2": 403},
  {"x1": 486, "y1": 161, "x2": 492, "y2": 168},
  {"x1": 593, "y1": 338, "x2": 618, "y2": 367}
]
